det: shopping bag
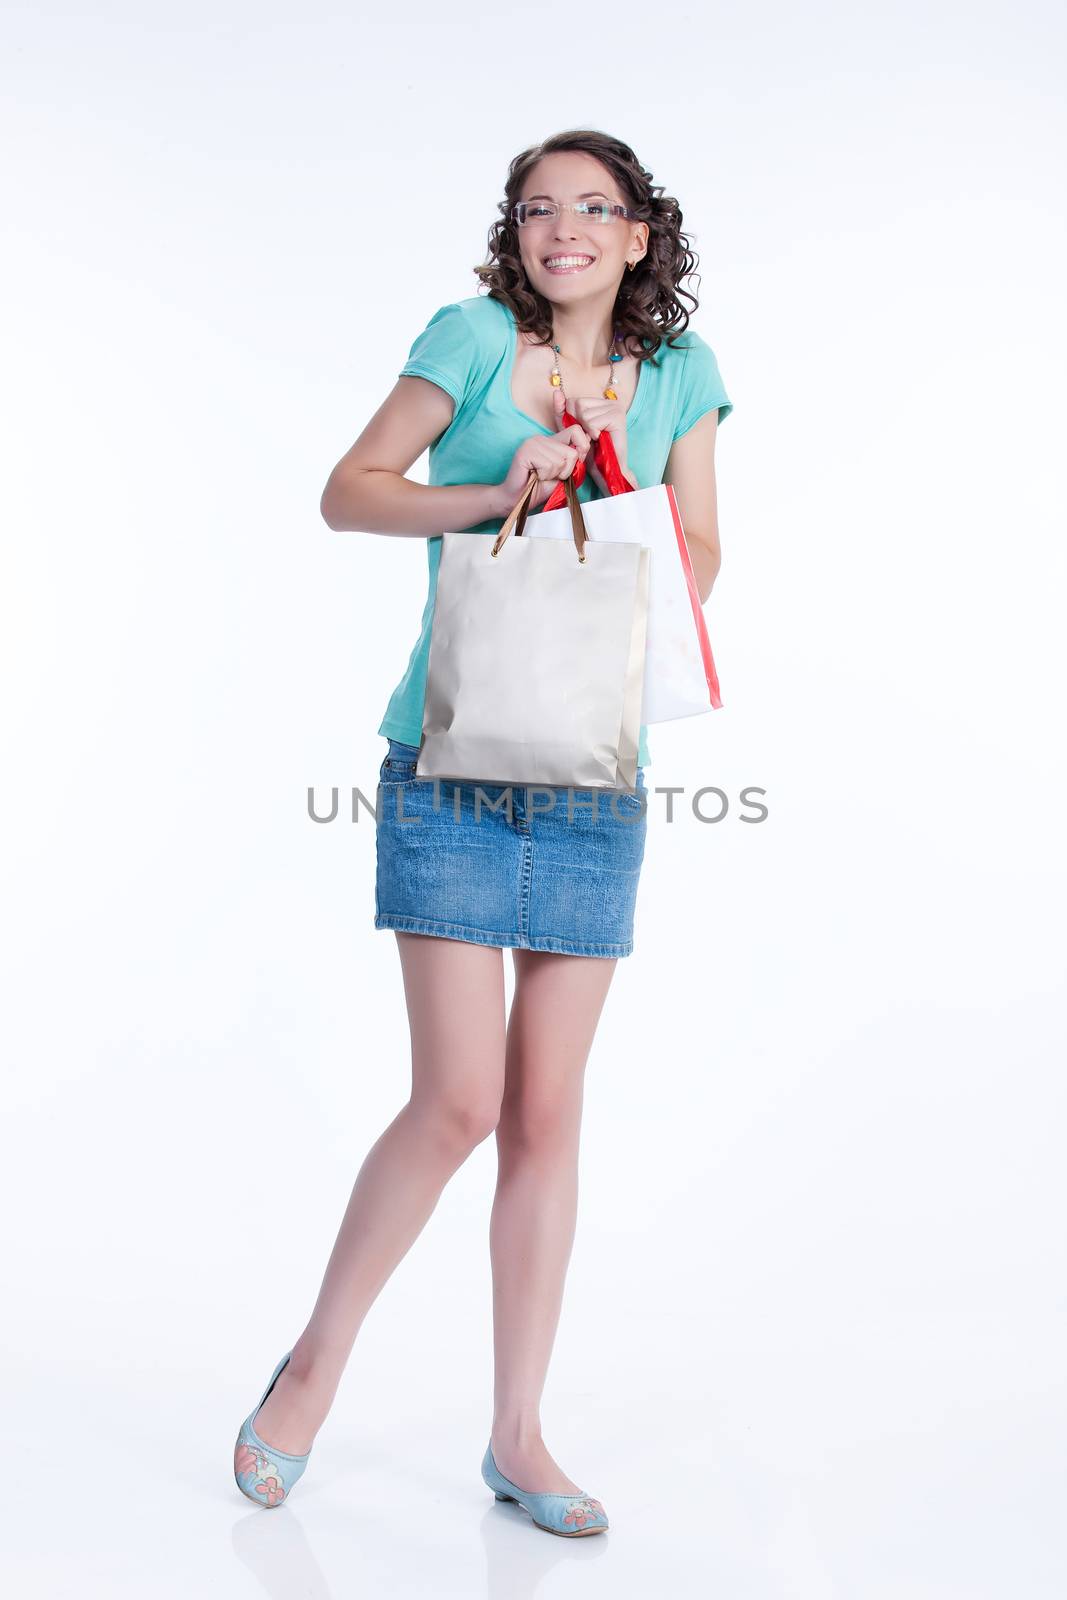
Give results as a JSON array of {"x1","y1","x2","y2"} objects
[
  {"x1": 534, "y1": 420, "x2": 722, "y2": 721},
  {"x1": 418, "y1": 469, "x2": 650, "y2": 789}
]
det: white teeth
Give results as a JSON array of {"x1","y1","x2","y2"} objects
[{"x1": 544, "y1": 256, "x2": 594, "y2": 270}]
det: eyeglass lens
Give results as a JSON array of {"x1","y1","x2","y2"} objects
[{"x1": 515, "y1": 200, "x2": 620, "y2": 226}]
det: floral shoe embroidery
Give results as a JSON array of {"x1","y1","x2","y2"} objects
[
  {"x1": 234, "y1": 1438, "x2": 287, "y2": 1506},
  {"x1": 254, "y1": 1472, "x2": 286, "y2": 1507},
  {"x1": 562, "y1": 1497, "x2": 607, "y2": 1528}
]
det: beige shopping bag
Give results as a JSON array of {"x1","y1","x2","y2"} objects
[{"x1": 417, "y1": 469, "x2": 650, "y2": 789}]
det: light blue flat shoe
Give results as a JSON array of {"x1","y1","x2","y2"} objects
[
  {"x1": 481, "y1": 1443, "x2": 610, "y2": 1536},
  {"x1": 233, "y1": 1351, "x2": 312, "y2": 1509}
]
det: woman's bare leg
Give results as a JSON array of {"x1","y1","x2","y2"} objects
[
  {"x1": 249, "y1": 932, "x2": 506, "y2": 1455},
  {"x1": 488, "y1": 948, "x2": 620, "y2": 1493}
]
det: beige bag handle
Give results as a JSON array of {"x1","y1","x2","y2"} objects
[{"x1": 490, "y1": 468, "x2": 588, "y2": 563}]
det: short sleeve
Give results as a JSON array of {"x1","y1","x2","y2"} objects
[
  {"x1": 672, "y1": 333, "x2": 733, "y2": 442},
  {"x1": 398, "y1": 302, "x2": 479, "y2": 414}
]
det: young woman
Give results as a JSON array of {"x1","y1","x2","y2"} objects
[{"x1": 233, "y1": 129, "x2": 732, "y2": 1537}]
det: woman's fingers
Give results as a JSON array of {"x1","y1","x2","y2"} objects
[
  {"x1": 560, "y1": 423, "x2": 591, "y2": 457},
  {"x1": 507, "y1": 424, "x2": 591, "y2": 506},
  {"x1": 537, "y1": 444, "x2": 578, "y2": 480}
]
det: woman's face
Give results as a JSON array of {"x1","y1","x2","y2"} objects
[{"x1": 514, "y1": 151, "x2": 647, "y2": 308}]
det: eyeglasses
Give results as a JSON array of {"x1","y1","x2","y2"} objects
[{"x1": 511, "y1": 198, "x2": 637, "y2": 227}]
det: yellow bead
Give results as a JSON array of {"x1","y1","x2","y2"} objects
[
  {"x1": 604, "y1": 387, "x2": 618, "y2": 400},
  {"x1": 550, "y1": 373, "x2": 562, "y2": 387}
]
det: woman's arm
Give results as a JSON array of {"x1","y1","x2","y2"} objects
[
  {"x1": 320, "y1": 376, "x2": 511, "y2": 535},
  {"x1": 662, "y1": 409, "x2": 722, "y2": 604}
]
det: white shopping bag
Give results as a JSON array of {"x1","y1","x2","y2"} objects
[{"x1": 523, "y1": 480, "x2": 722, "y2": 723}]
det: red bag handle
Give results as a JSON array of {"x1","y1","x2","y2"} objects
[{"x1": 539, "y1": 407, "x2": 635, "y2": 512}]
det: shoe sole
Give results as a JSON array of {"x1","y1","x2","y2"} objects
[{"x1": 493, "y1": 1490, "x2": 609, "y2": 1536}]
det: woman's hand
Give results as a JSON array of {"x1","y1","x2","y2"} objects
[
  {"x1": 566, "y1": 394, "x2": 639, "y2": 492},
  {"x1": 496, "y1": 410, "x2": 592, "y2": 513}
]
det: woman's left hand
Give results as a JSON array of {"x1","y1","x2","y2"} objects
[{"x1": 568, "y1": 396, "x2": 640, "y2": 492}]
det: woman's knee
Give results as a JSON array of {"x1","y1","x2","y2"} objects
[
  {"x1": 408, "y1": 1088, "x2": 502, "y2": 1152},
  {"x1": 496, "y1": 1087, "x2": 582, "y2": 1154}
]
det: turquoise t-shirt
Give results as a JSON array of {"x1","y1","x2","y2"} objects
[{"x1": 378, "y1": 293, "x2": 733, "y2": 769}]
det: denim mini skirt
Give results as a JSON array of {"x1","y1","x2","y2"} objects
[{"x1": 374, "y1": 738, "x2": 648, "y2": 958}]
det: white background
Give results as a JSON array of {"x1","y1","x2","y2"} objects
[{"x1": 2, "y1": 2, "x2": 1064, "y2": 1595}]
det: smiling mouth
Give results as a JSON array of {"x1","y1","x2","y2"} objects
[{"x1": 542, "y1": 255, "x2": 596, "y2": 273}]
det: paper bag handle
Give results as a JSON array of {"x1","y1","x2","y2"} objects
[{"x1": 491, "y1": 468, "x2": 589, "y2": 563}]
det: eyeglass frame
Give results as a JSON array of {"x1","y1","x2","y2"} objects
[{"x1": 510, "y1": 197, "x2": 639, "y2": 227}]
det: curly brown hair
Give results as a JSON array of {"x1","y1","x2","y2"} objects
[{"x1": 472, "y1": 128, "x2": 701, "y2": 368}]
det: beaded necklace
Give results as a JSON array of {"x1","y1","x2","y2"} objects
[{"x1": 549, "y1": 328, "x2": 625, "y2": 405}]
